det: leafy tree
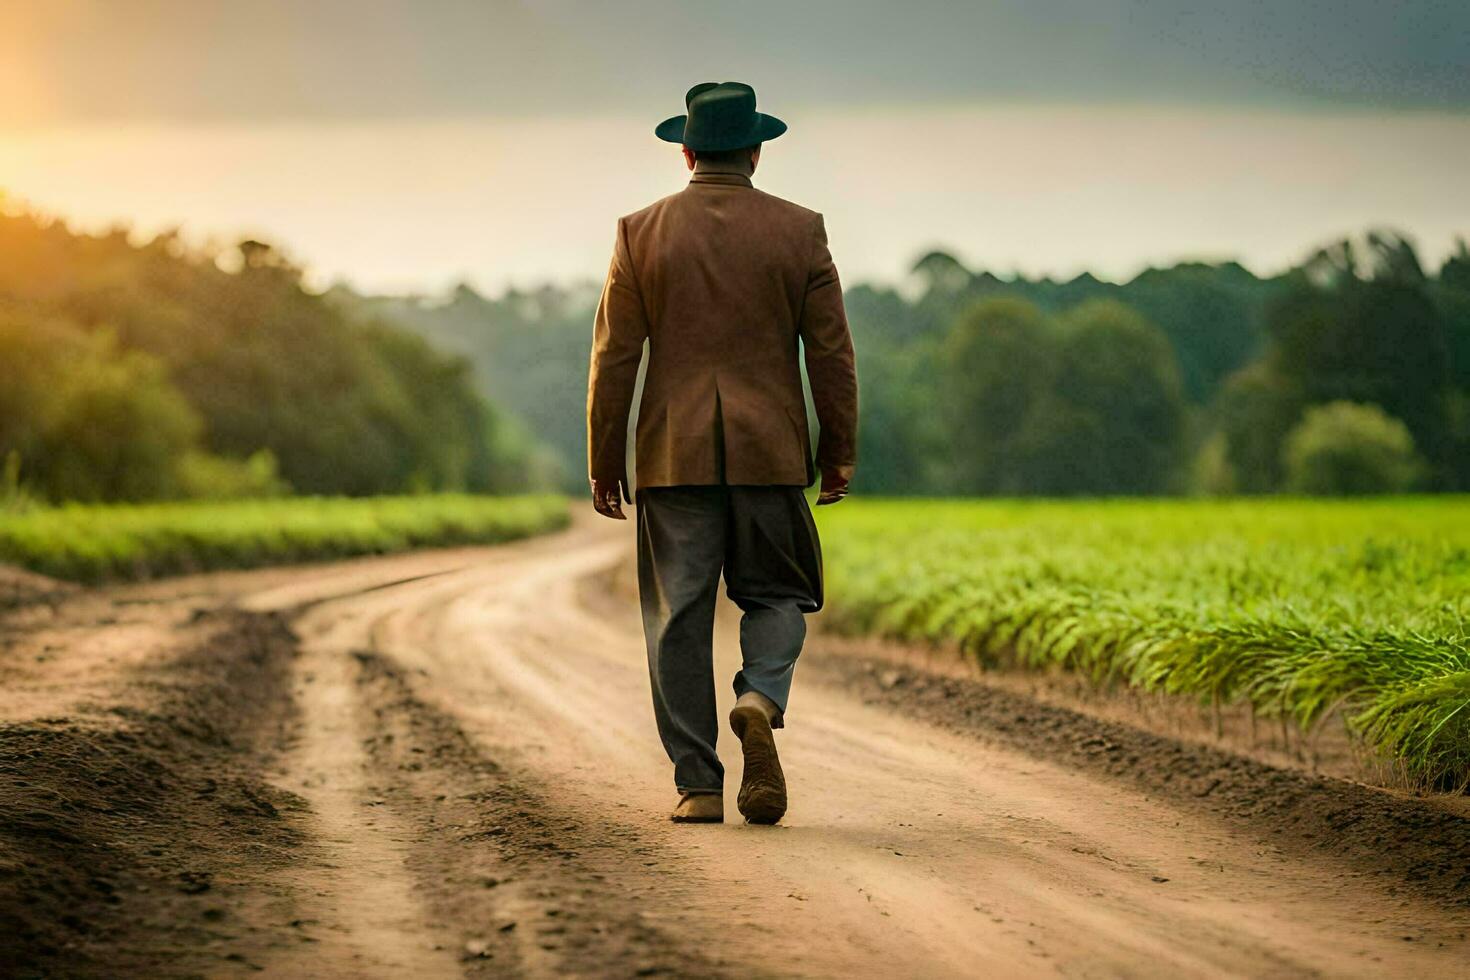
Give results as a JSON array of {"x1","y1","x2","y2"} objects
[
  {"x1": 1123, "y1": 262, "x2": 1267, "y2": 401},
  {"x1": 1437, "y1": 280, "x2": 1470, "y2": 393},
  {"x1": 1261, "y1": 234, "x2": 1452, "y2": 485},
  {"x1": 1282, "y1": 401, "x2": 1423, "y2": 496},
  {"x1": 1271, "y1": 278, "x2": 1447, "y2": 437},
  {"x1": 1428, "y1": 239, "x2": 1470, "y2": 490},
  {"x1": 1042, "y1": 300, "x2": 1187, "y2": 494},
  {"x1": 910, "y1": 250, "x2": 973, "y2": 297},
  {"x1": 1362, "y1": 229, "x2": 1427, "y2": 284},
  {"x1": 0, "y1": 312, "x2": 202, "y2": 501},
  {"x1": 1444, "y1": 391, "x2": 1470, "y2": 493},
  {"x1": 939, "y1": 297, "x2": 1186, "y2": 495},
  {"x1": 939, "y1": 297, "x2": 1056, "y2": 494},
  {"x1": 0, "y1": 212, "x2": 537, "y2": 500},
  {"x1": 1441, "y1": 238, "x2": 1470, "y2": 292},
  {"x1": 852, "y1": 339, "x2": 946, "y2": 494},
  {"x1": 1214, "y1": 362, "x2": 1307, "y2": 494},
  {"x1": 838, "y1": 282, "x2": 949, "y2": 494},
  {"x1": 334, "y1": 282, "x2": 591, "y2": 489},
  {"x1": 1435, "y1": 240, "x2": 1470, "y2": 371}
]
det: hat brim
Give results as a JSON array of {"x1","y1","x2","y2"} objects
[{"x1": 654, "y1": 112, "x2": 787, "y2": 151}]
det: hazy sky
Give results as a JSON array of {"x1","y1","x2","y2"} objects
[{"x1": 1, "y1": 1, "x2": 1466, "y2": 293}]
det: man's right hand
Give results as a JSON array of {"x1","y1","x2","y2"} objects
[
  {"x1": 816, "y1": 464, "x2": 854, "y2": 506},
  {"x1": 591, "y1": 479, "x2": 627, "y2": 520}
]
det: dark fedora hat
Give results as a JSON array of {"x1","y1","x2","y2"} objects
[{"x1": 655, "y1": 82, "x2": 787, "y2": 152}]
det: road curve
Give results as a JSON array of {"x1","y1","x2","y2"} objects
[{"x1": 225, "y1": 515, "x2": 1469, "y2": 978}]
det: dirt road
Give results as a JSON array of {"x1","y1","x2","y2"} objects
[{"x1": 2, "y1": 517, "x2": 1467, "y2": 978}]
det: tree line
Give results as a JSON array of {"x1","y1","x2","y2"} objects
[
  {"x1": 0, "y1": 211, "x2": 538, "y2": 504},
  {"x1": 355, "y1": 228, "x2": 1469, "y2": 498},
  {"x1": 5, "y1": 204, "x2": 1465, "y2": 504},
  {"x1": 874, "y1": 231, "x2": 1469, "y2": 496}
]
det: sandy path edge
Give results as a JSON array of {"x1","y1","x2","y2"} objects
[
  {"x1": 0, "y1": 609, "x2": 305, "y2": 977},
  {"x1": 800, "y1": 642, "x2": 1470, "y2": 910}
]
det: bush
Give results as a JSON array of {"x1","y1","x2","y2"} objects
[
  {"x1": 176, "y1": 449, "x2": 291, "y2": 500},
  {"x1": 1283, "y1": 401, "x2": 1423, "y2": 496}
]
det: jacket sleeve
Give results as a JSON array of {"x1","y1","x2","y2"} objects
[
  {"x1": 586, "y1": 217, "x2": 649, "y2": 501},
  {"x1": 799, "y1": 214, "x2": 859, "y2": 474}
]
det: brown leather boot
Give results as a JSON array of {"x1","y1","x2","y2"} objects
[
  {"x1": 730, "y1": 705, "x2": 787, "y2": 824},
  {"x1": 670, "y1": 792, "x2": 724, "y2": 823}
]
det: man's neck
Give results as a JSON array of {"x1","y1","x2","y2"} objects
[{"x1": 693, "y1": 160, "x2": 754, "y2": 179}]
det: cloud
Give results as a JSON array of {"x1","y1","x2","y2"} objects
[{"x1": 2, "y1": 0, "x2": 1466, "y2": 122}]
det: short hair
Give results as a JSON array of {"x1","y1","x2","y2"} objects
[{"x1": 692, "y1": 143, "x2": 761, "y2": 165}]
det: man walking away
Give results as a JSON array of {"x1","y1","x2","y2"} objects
[{"x1": 586, "y1": 82, "x2": 858, "y2": 825}]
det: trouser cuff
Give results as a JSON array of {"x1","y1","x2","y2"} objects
[{"x1": 733, "y1": 676, "x2": 787, "y2": 729}]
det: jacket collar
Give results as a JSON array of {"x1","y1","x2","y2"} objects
[{"x1": 689, "y1": 171, "x2": 753, "y2": 188}]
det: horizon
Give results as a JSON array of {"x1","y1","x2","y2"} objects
[
  {"x1": 9, "y1": 165, "x2": 1463, "y2": 303},
  {"x1": 5, "y1": 104, "x2": 1467, "y2": 298}
]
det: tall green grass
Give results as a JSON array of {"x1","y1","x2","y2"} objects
[
  {"x1": 0, "y1": 494, "x2": 569, "y2": 583},
  {"x1": 817, "y1": 498, "x2": 1470, "y2": 788}
]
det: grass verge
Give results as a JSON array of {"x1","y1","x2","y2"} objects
[{"x1": 0, "y1": 494, "x2": 569, "y2": 583}]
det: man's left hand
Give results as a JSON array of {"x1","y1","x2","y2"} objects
[{"x1": 591, "y1": 479, "x2": 627, "y2": 520}]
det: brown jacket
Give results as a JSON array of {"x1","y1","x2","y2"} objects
[{"x1": 587, "y1": 170, "x2": 858, "y2": 499}]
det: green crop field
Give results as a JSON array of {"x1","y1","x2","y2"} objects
[
  {"x1": 0, "y1": 494, "x2": 569, "y2": 583},
  {"x1": 818, "y1": 498, "x2": 1470, "y2": 788}
]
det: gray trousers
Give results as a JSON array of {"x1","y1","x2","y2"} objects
[{"x1": 636, "y1": 485, "x2": 823, "y2": 794}]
